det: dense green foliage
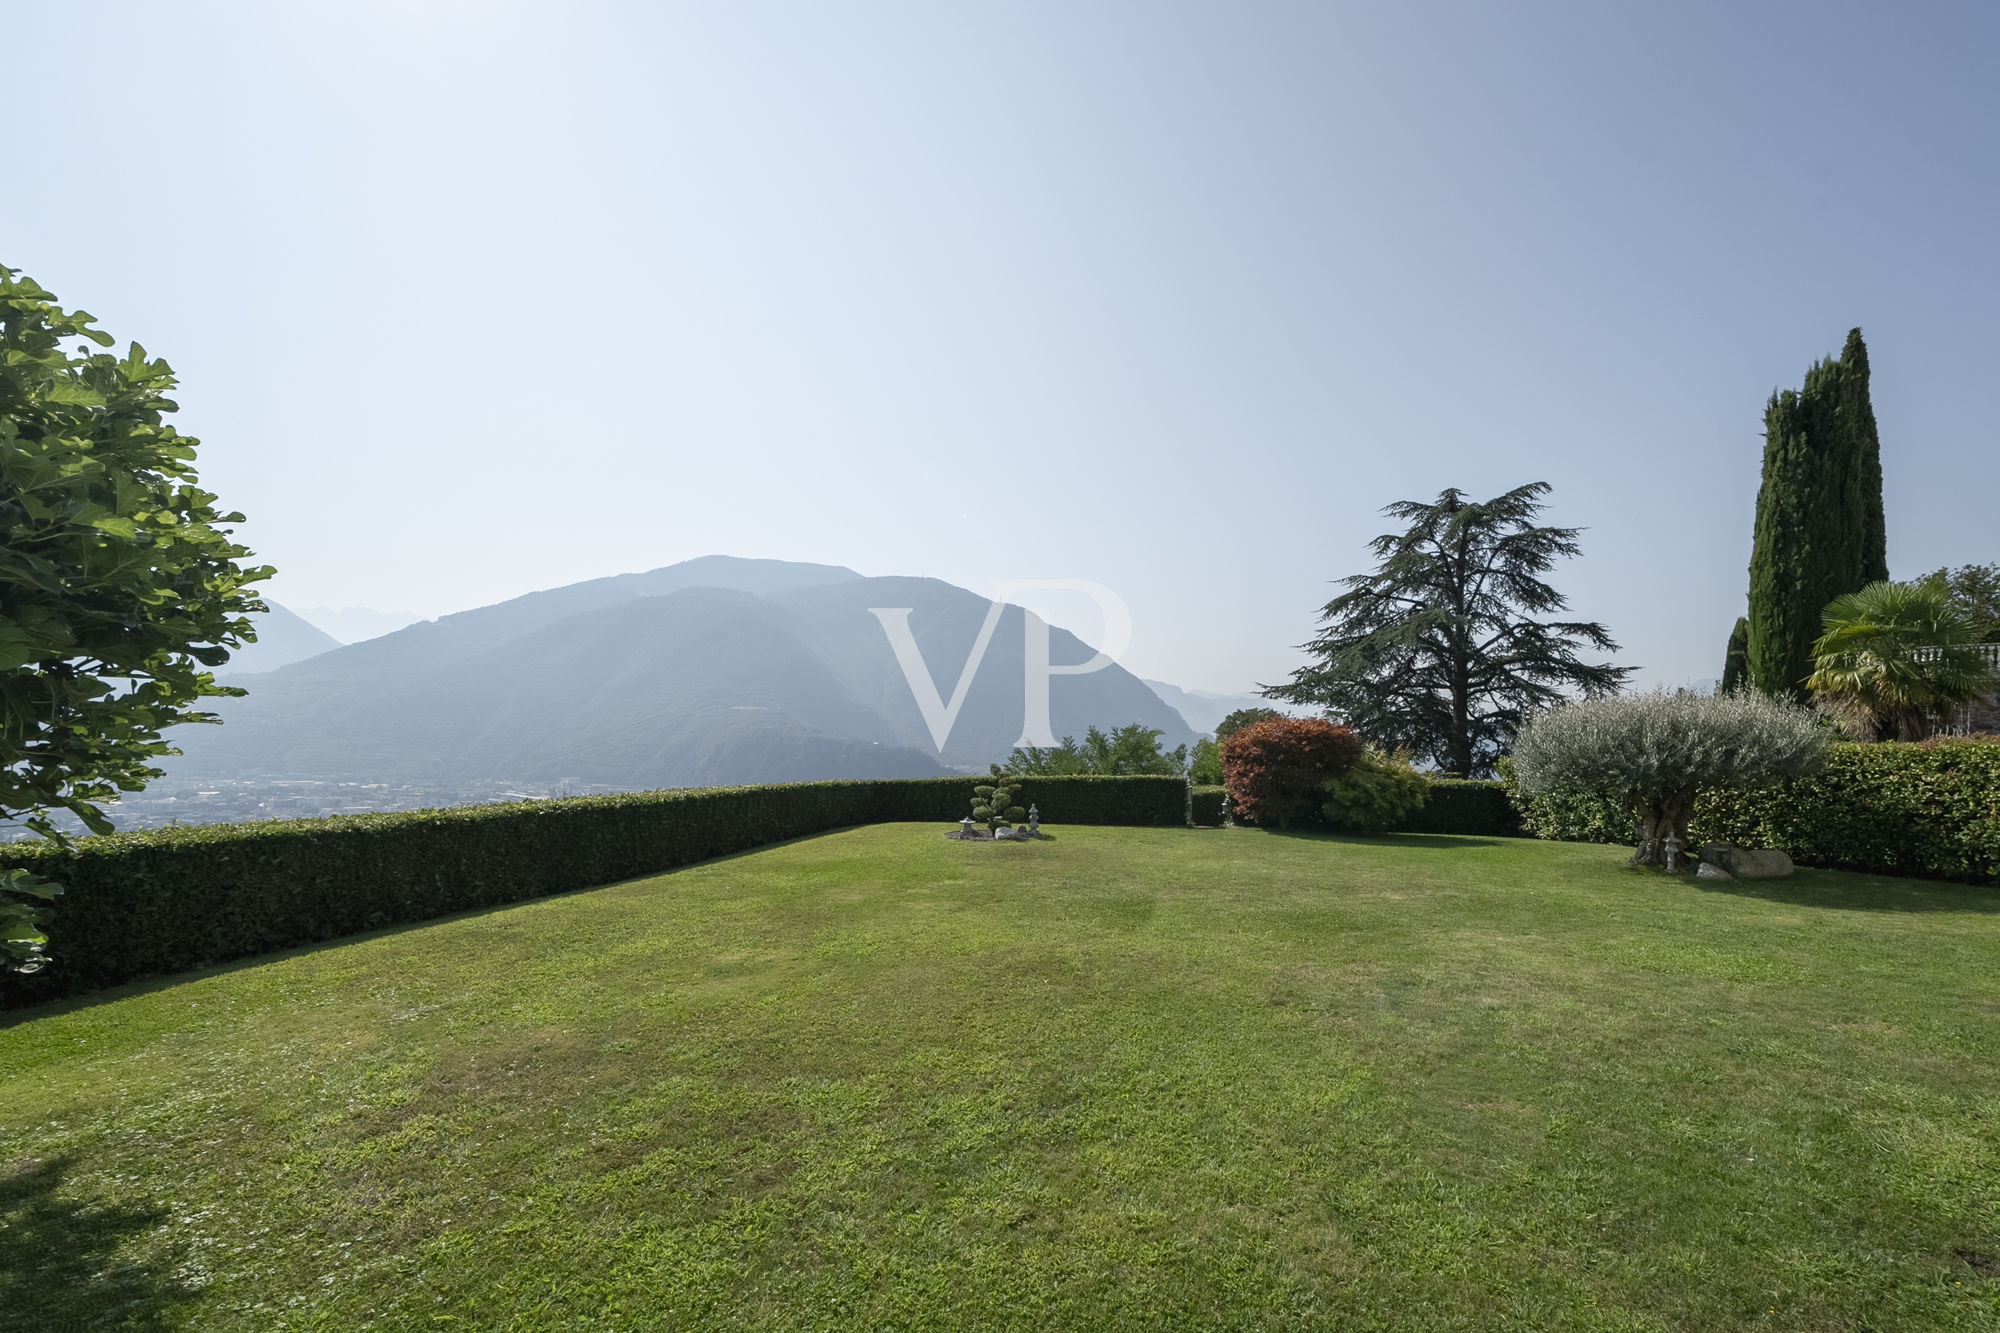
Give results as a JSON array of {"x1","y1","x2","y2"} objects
[
  {"x1": 1747, "y1": 328, "x2": 1888, "y2": 699},
  {"x1": 1396, "y1": 777, "x2": 1522, "y2": 836},
  {"x1": 1266, "y1": 483, "x2": 1629, "y2": 777},
  {"x1": 1697, "y1": 737, "x2": 2000, "y2": 884},
  {"x1": 1923, "y1": 561, "x2": 2000, "y2": 642},
  {"x1": 0, "y1": 775, "x2": 1189, "y2": 1004},
  {"x1": 971, "y1": 776, "x2": 1025, "y2": 831},
  {"x1": 1189, "y1": 783, "x2": 1227, "y2": 825},
  {"x1": 6, "y1": 828, "x2": 1998, "y2": 1329},
  {"x1": 1507, "y1": 738, "x2": 2000, "y2": 886},
  {"x1": 1317, "y1": 747, "x2": 1429, "y2": 833},
  {"x1": 1004, "y1": 723, "x2": 1187, "y2": 777},
  {"x1": 1212, "y1": 707, "x2": 1279, "y2": 741},
  {"x1": 1502, "y1": 759, "x2": 1633, "y2": 845},
  {"x1": 1, "y1": 267, "x2": 270, "y2": 972},
  {"x1": 1808, "y1": 578, "x2": 1997, "y2": 740},
  {"x1": 1186, "y1": 736, "x2": 1223, "y2": 784},
  {"x1": 1512, "y1": 690, "x2": 1829, "y2": 868},
  {"x1": 1220, "y1": 716, "x2": 1363, "y2": 829},
  {"x1": 1720, "y1": 615, "x2": 1750, "y2": 694}
]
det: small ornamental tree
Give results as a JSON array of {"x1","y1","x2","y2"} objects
[
  {"x1": 971, "y1": 776, "x2": 1025, "y2": 833},
  {"x1": 1510, "y1": 689, "x2": 1829, "y2": 870},
  {"x1": 1221, "y1": 717, "x2": 1363, "y2": 829}
]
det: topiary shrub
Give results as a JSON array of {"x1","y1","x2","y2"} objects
[
  {"x1": 1510, "y1": 689, "x2": 1830, "y2": 869},
  {"x1": 1320, "y1": 748, "x2": 1429, "y2": 834},
  {"x1": 1222, "y1": 717, "x2": 1364, "y2": 829},
  {"x1": 971, "y1": 776, "x2": 1026, "y2": 832}
]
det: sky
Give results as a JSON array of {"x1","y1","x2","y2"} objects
[{"x1": 7, "y1": 1, "x2": 1996, "y2": 693}]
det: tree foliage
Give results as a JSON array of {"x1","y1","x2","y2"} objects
[
  {"x1": 1265, "y1": 482, "x2": 1630, "y2": 778},
  {"x1": 1318, "y1": 746, "x2": 1429, "y2": 834},
  {"x1": 1746, "y1": 328, "x2": 1888, "y2": 699},
  {"x1": 1004, "y1": 723, "x2": 1188, "y2": 777},
  {"x1": 1511, "y1": 689, "x2": 1830, "y2": 869},
  {"x1": 1221, "y1": 717, "x2": 1363, "y2": 829},
  {"x1": 1807, "y1": 579, "x2": 1997, "y2": 741},
  {"x1": 1920, "y1": 563, "x2": 2000, "y2": 644},
  {"x1": 1720, "y1": 616, "x2": 1750, "y2": 694},
  {"x1": 1, "y1": 267, "x2": 269, "y2": 971},
  {"x1": 1213, "y1": 708, "x2": 1279, "y2": 742}
]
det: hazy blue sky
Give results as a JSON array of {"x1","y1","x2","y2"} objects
[{"x1": 8, "y1": 1, "x2": 1996, "y2": 692}]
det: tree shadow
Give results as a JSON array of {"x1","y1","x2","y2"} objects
[
  {"x1": 0, "y1": 1156, "x2": 193, "y2": 1329},
  {"x1": 1256, "y1": 830, "x2": 1505, "y2": 850},
  {"x1": 1695, "y1": 870, "x2": 2000, "y2": 914}
]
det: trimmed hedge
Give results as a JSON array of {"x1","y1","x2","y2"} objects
[
  {"x1": 1, "y1": 775, "x2": 1188, "y2": 1006},
  {"x1": 1501, "y1": 739, "x2": 2000, "y2": 887},
  {"x1": 1694, "y1": 739, "x2": 2000, "y2": 885},
  {"x1": 1399, "y1": 779, "x2": 1523, "y2": 837},
  {"x1": 1191, "y1": 784, "x2": 1227, "y2": 826}
]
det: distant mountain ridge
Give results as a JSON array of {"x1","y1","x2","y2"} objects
[{"x1": 168, "y1": 557, "x2": 1199, "y2": 791}]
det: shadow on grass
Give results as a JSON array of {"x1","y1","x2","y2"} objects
[
  {"x1": 0, "y1": 1156, "x2": 191, "y2": 1329},
  {"x1": 1696, "y1": 871, "x2": 2000, "y2": 914},
  {"x1": 1257, "y1": 829, "x2": 1506, "y2": 851}
]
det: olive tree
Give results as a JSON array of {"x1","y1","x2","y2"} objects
[
  {"x1": 2, "y1": 267, "x2": 269, "y2": 971},
  {"x1": 1510, "y1": 689, "x2": 1828, "y2": 870}
]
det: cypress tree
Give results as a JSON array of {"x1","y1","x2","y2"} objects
[
  {"x1": 1837, "y1": 328, "x2": 1889, "y2": 585},
  {"x1": 1745, "y1": 328, "x2": 1887, "y2": 699},
  {"x1": 1720, "y1": 615, "x2": 1749, "y2": 693}
]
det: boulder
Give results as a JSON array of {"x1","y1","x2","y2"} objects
[
  {"x1": 1696, "y1": 861, "x2": 1734, "y2": 881},
  {"x1": 1699, "y1": 844, "x2": 1793, "y2": 879}
]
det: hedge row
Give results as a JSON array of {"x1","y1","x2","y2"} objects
[
  {"x1": 1506, "y1": 739, "x2": 2000, "y2": 886},
  {"x1": 1, "y1": 775, "x2": 1189, "y2": 1006},
  {"x1": 1399, "y1": 779, "x2": 1522, "y2": 837},
  {"x1": 1191, "y1": 778, "x2": 1520, "y2": 837},
  {"x1": 1694, "y1": 739, "x2": 2000, "y2": 885}
]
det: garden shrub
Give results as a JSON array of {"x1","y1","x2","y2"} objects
[
  {"x1": 1510, "y1": 690, "x2": 1828, "y2": 869},
  {"x1": 1500, "y1": 757, "x2": 1632, "y2": 844},
  {"x1": 1693, "y1": 737, "x2": 2000, "y2": 884},
  {"x1": 1320, "y1": 748, "x2": 1429, "y2": 834},
  {"x1": 1222, "y1": 717, "x2": 1364, "y2": 828},
  {"x1": 0, "y1": 774, "x2": 1190, "y2": 1005},
  {"x1": 972, "y1": 776, "x2": 1026, "y2": 831}
]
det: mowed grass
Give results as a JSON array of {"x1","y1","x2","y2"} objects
[{"x1": 4, "y1": 827, "x2": 1999, "y2": 1331}]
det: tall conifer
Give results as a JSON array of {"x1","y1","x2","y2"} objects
[
  {"x1": 1745, "y1": 328, "x2": 1887, "y2": 699},
  {"x1": 1720, "y1": 616, "x2": 1750, "y2": 693}
]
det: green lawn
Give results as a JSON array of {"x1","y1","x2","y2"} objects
[{"x1": 4, "y1": 826, "x2": 1998, "y2": 1331}]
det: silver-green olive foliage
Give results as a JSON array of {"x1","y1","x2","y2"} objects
[
  {"x1": 1, "y1": 267, "x2": 271, "y2": 971},
  {"x1": 1511, "y1": 689, "x2": 1828, "y2": 869}
]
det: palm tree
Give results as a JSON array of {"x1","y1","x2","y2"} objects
[{"x1": 1807, "y1": 579, "x2": 1998, "y2": 741}]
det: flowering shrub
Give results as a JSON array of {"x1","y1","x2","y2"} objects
[{"x1": 1222, "y1": 718, "x2": 1363, "y2": 828}]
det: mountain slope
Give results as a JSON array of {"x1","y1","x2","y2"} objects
[
  {"x1": 165, "y1": 558, "x2": 1196, "y2": 788},
  {"x1": 217, "y1": 603, "x2": 342, "y2": 676}
]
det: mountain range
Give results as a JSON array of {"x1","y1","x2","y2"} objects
[{"x1": 171, "y1": 557, "x2": 1206, "y2": 791}]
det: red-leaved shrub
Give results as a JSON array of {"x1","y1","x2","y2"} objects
[{"x1": 1221, "y1": 717, "x2": 1364, "y2": 828}]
